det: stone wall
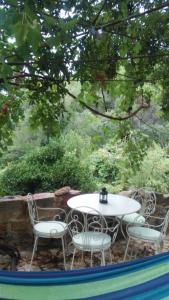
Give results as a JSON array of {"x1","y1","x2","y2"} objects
[{"x1": 0, "y1": 188, "x2": 80, "y2": 244}]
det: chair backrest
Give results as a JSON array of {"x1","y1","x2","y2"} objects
[
  {"x1": 27, "y1": 193, "x2": 39, "y2": 225},
  {"x1": 132, "y1": 188, "x2": 156, "y2": 216},
  {"x1": 27, "y1": 193, "x2": 67, "y2": 225},
  {"x1": 67, "y1": 206, "x2": 108, "y2": 238},
  {"x1": 52, "y1": 208, "x2": 67, "y2": 222},
  {"x1": 161, "y1": 210, "x2": 169, "y2": 237}
]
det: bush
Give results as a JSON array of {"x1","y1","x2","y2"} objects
[
  {"x1": 128, "y1": 143, "x2": 169, "y2": 193},
  {"x1": 89, "y1": 132, "x2": 151, "y2": 191},
  {"x1": 59, "y1": 130, "x2": 93, "y2": 161},
  {"x1": 90, "y1": 147, "x2": 120, "y2": 184},
  {"x1": 0, "y1": 142, "x2": 96, "y2": 195},
  {"x1": 24, "y1": 141, "x2": 64, "y2": 166}
]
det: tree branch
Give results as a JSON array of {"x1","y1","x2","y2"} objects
[
  {"x1": 0, "y1": 61, "x2": 34, "y2": 66},
  {"x1": 96, "y1": 2, "x2": 169, "y2": 30},
  {"x1": 0, "y1": 72, "x2": 63, "y2": 85},
  {"x1": 66, "y1": 90, "x2": 150, "y2": 121},
  {"x1": 92, "y1": 0, "x2": 107, "y2": 25},
  {"x1": 75, "y1": 53, "x2": 169, "y2": 63}
]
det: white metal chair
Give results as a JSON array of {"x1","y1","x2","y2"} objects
[
  {"x1": 124, "y1": 209, "x2": 169, "y2": 261},
  {"x1": 27, "y1": 193, "x2": 67, "y2": 270},
  {"x1": 120, "y1": 188, "x2": 156, "y2": 227},
  {"x1": 67, "y1": 206, "x2": 119, "y2": 269}
]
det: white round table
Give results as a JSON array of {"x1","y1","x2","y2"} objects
[{"x1": 67, "y1": 193, "x2": 141, "y2": 216}]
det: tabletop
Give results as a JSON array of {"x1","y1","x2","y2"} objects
[{"x1": 67, "y1": 193, "x2": 141, "y2": 216}]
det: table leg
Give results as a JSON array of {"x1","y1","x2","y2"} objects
[{"x1": 120, "y1": 216, "x2": 127, "y2": 239}]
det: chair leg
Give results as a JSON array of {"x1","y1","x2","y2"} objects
[
  {"x1": 90, "y1": 251, "x2": 93, "y2": 267},
  {"x1": 109, "y1": 248, "x2": 112, "y2": 263},
  {"x1": 29, "y1": 236, "x2": 38, "y2": 271},
  {"x1": 71, "y1": 248, "x2": 76, "y2": 270},
  {"x1": 120, "y1": 217, "x2": 127, "y2": 239},
  {"x1": 81, "y1": 251, "x2": 84, "y2": 265},
  {"x1": 64, "y1": 235, "x2": 68, "y2": 255},
  {"x1": 123, "y1": 237, "x2": 131, "y2": 261},
  {"x1": 101, "y1": 251, "x2": 105, "y2": 266},
  {"x1": 155, "y1": 242, "x2": 162, "y2": 254},
  {"x1": 61, "y1": 237, "x2": 66, "y2": 270},
  {"x1": 130, "y1": 244, "x2": 135, "y2": 259}
]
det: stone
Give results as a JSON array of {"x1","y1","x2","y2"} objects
[{"x1": 54, "y1": 186, "x2": 71, "y2": 196}]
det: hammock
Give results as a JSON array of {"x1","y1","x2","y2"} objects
[{"x1": 1, "y1": 252, "x2": 169, "y2": 300}]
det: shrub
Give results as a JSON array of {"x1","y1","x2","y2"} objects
[
  {"x1": 128, "y1": 143, "x2": 169, "y2": 193},
  {"x1": 24, "y1": 141, "x2": 64, "y2": 166},
  {"x1": 0, "y1": 143, "x2": 96, "y2": 195},
  {"x1": 90, "y1": 147, "x2": 120, "y2": 184},
  {"x1": 89, "y1": 132, "x2": 151, "y2": 191},
  {"x1": 59, "y1": 130, "x2": 93, "y2": 161}
]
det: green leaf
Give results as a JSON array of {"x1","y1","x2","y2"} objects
[
  {"x1": 0, "y1": 63, "x2": 13, "y2": 77},
  {"x1": 44, "y1": 15, "x2": 57, "y2": 27},
  {"x1": 119, "y1": 44, "x2": 128, "y2": 56},
  {"x1": 28, "y1": 25, "x2": 41, "y2": 53},
  {"x1": 133, "y1": 42, "x2": 142, "y2": 54},
  {"x1": 13, "y1": 22, "x2": 29, "y2": 46},
  {"x1": 0, "y1": 9, "x2": 6, "y2": 26}
]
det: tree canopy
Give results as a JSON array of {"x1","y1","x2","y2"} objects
[{"x1": 0, "y1": 0, "x2": 169, "y2": 146}]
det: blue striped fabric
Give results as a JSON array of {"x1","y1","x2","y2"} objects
[
  {"x1": 0, "y1": 252, "x2": 169, "y2": 285},
  {"x1": 1, "y1": 252, "x2": 169, "y2": 299}
]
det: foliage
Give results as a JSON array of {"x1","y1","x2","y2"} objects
[
  {"x1": 0, "y1": 90, "x2": 25, "y2": 152},
  {"x1": 0, "y1": 141, "x2": 96, "y2": 195},
  {"x1": 0, "y1": 1, "x2": 169, "y2": 147},
  {"x1": 140, "y1": 123, "x2": 169, "y2": 147},
  {"x1": 59, "y1": 130, "x2": 93, "y2": 162},
  {"x1": 62, "y1": 110, "x2": 116, "y2": 148},
  {"x1": 90, "y1": 147, "x2": 120, "y2": 184},
  {"x1": 117, "y1": 130, "x2": 151, "y2": 185},
  {"x1": 129, "y1": 144, "x2": 169, "y2": 193},
  {"x1": 0, "y1": 1, "x2": 169, "y2": 195},
  {"x1": 90, "y1": 129, "x2": 151, "y2": 189}
]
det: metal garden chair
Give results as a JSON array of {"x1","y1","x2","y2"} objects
[
  {"x1": 27, "y1": 193, "x2": 67, "y2": 270},
  {"x1": 67, "y1": 206, "x2": 119, "y2": 269},
  {"x1": 119, "y1": 188, "x2": 156, "y2": 237},
  {"x1": 124, "y1": 188, "x2": 156, "y2": 222},
  {"x1": 124, "y1": 209, "x2": 169, "y2": 261}
]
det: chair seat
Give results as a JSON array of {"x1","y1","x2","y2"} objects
[
  {"x1": 73, "y1": 232, "x2": 111, "y2": 251},
  {"x1": 34, "y1": 221, "x2": 67, "y2": 238},
  {"x1": 128, "y1": 226, "x2": 161, "y2": 242},
  {"x1": 122, "y1": 213, "x2": 145, "y2": 225}
]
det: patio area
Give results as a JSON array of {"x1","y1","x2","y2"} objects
[{"x1": 0, "y1": 188, "x2": 169, "y2": 272}]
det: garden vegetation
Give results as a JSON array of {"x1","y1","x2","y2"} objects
[{"x1": 0, "y1": 1, "x2": 169, "y2": 195}]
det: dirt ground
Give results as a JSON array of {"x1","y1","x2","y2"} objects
[
  {"x1": 1, "y1": 233, "x2": 168, "y2": 272},
  {"x1": 0, "y1": 230, "x2": 169, "y2": 271}
]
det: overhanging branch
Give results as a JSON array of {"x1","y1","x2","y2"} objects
[
  {"x1": 66, "y1": 91, "x2": 150, "y2": 121},
  {"x1": 96, "y1": 2, "x2": 169, "y2": 30}
]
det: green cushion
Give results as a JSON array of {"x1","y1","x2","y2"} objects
[
  {"x1": 122, "y1": 213, "x2": 145, "y2": 225},
  {"x1": 73, "y1": 232, "x2": 111, "y2": 251},
  {"x1": 128, "y1": 226, "x2": 161, "y2": 242}
]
